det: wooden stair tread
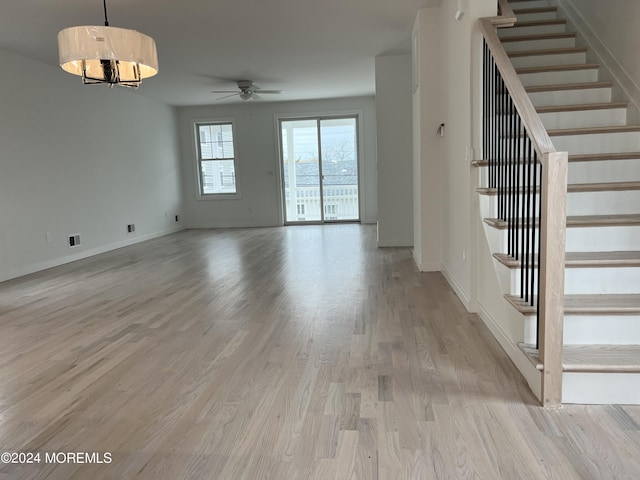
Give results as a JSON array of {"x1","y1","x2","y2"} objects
[
  {"x1": 566, "y1": 251, "x2": 640, "y2": 267},
  {"x1": 549, "y1": 125, "x2": 640, "y2": 136},
  {"x1": 519, "y1": 343, "x2": 640, "y2": 373},
  {"x1": 518, "y1": 343, "x2": 543, "y2": 370},
  {"x1": 472, "y1": 152, "x2": 640, "y2": 167},
  {"x1": 570, "y1": 152, "x2": 640, "y2": 162},
  {"x1": 485, "y1": 214, "x2": 640, "y2": 229},
  {"x1": 477, "y1": 181, "x2": 640, "y2": 195},
  {"x1": 512, "y1": 6, "x2": 558, "y2": 15},
  {"x1": 494, "y1": 251, "x2": 640, "y2": 269},
  {"x1": 516, "y1": 63, "x2": 599, "y2": 74},
  {"x1": 500, "y1": 32, "x2": 577, "y2": 43},
  {"x1": 525, "y1": 82, "x2": 612, "y2": 92},
  {"x1": 562, "y1": 345, "x2": 640, "y2": 373},
  {"x1": 508, "y1": 47, "x2": 587, "y2": 58},
  {"x1": 569, "y1": 214, "x2": 640, "y2": 227},
  {"x1": 506, "y1": 293, "x2": 640, "y2": 315},
  {"x1": 512, "y1": 19, "x2": 567, "y2": 27},
  {"x1": 567, "y1": 181, "x2": 640, "y2": 192},
  {"x1": 536, "y1": 102, "x2": 628, "y2": 113}
]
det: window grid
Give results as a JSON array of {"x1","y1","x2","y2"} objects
[{"x1": 196, "y1": 122, "x2": 238, "y2": 196}]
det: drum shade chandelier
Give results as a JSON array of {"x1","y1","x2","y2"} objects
[{"x1": 57, "y1": 0, "x2": 158, "y2": 88}]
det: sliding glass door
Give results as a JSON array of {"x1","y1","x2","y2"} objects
[{"x1": 280, "y1": 116, "x2": 359, "y2": 224}]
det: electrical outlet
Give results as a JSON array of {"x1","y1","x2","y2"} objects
[
  {"x1": 174, "y1": 215, "x2": 180, "y2": 222},
  {"x1": 127, "y1": 223, "x2": 136, "y2": 234}
]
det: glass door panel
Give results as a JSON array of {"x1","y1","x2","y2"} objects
[
  {"x1": 280, "y1": 116, "x2": 360, "y2": 224},
  {"x1": 320, "y1": 118, "x2": 359, "y2": 221},
  {"x1": 281, "y1": 119, "x2": 321, "y2": 222}
]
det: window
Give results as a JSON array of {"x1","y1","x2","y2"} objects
[
  {"x1": 195, "y1": 122, "x2": 238, "y2": 196},
  {"x1": 297, "y1": 204, "x2": 306, "y2": 215},
  {"x1": 324, "y1": 204, "x2": 337, "y2": 215}
]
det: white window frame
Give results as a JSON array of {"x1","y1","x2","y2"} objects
[{"x1": 193, "y1": 119, "x2": 241, "y2": 199}]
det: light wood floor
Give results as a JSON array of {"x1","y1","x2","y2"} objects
[{"x1": 0, "y1": 225, "x2": 639, "y2": 479}]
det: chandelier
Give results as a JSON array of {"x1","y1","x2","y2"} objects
[{"x1": 57, "y1": 0, "x2": 158, "y2": 88}]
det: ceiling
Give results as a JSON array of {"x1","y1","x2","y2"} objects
[{"x1": 0, "y1": 0, "x2": 437, "y2": 107}]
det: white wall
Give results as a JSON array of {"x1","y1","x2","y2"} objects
[
  {"x1": 375, "y1": 54, "x2": 413, "y2": 247},
  {"x1": 177, "y1": 97, "x2": 377, "y2": 228},
  {"x1": 438, "y1": 0, "x2": 496, "y2": 305},
  {"x1": 554, "y1": 0, "x2": 640, "y2": 121},
  {"x1": 412, "y1": 8, "x2": 444, "y2": 272},
  {"x1": 0, "y1": 49, "x2": 183, "y2": 283},
  {"x1": 438, "y1": 0, "x2": 542, "y2": 398}
]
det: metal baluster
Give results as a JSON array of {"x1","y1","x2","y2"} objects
[
  {"x1": 524, "y1": 140, "x2": 532, "y2": 303},
  {"x1": 515, "y1": 112, "x2": 522, "y2": 266}
]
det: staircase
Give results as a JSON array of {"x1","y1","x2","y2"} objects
[{"x1": 479, "y1": 0, "x2": 640, "y2": 404}]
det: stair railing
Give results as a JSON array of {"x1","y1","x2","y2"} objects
[{"x1": 480, "y1": 2, "x2": 569, "y2": 407}]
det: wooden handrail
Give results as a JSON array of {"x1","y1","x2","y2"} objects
[
  {"x1": 480, "y1": 4, "x2": 568, "y2": 407},
  {"x1": 496, "y1": 0, "x2": 516, "y2": 26},
  {"x1": 479, "y1": 18, "x2": 556, "y2": 156}
]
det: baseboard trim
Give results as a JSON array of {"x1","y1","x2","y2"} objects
[
  {"x1": 1, "y1": 227, "x2": 185, "y2": 283},
  {"x1": 377, "y1": 237, "x2": 414, "y2": 247},
  {"x1": 416, "y1": 262, "x2": 441, "y2": 272},
  {"x1": 187, "y1": 222, "x2": 281, "y2": 229},
  {"x1": 476, "y1": 303, "x2": 542, "y2": 403},
  {"x1": 441, "y1": 264, "x2": 472, "y2": 311}
]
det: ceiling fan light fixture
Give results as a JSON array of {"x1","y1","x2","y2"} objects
[{"x1": 57, "y1": 0, "x2": 158, "y2": 88}]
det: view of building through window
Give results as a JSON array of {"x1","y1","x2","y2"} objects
[{"x1": 197, "y1": 122, "x2": 237, "y2": 195}]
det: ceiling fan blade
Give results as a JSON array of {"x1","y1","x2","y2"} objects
[
  {"x1": 211, "y1": 90, "x2": 239, "y2": 93},
  {"x1": 255, "y1": 89, "x2": 284, "y2": 94},
  {"x1": 216, "y1": 93, "x2": 241, "y2": 100}
]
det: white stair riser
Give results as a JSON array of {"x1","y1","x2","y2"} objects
[
  {"x1": 539, "y1": 108, "x2": 627, "y2": 130},
  {"x1": 514, "y1": 11, "x2": 559, "y2": 22},
  {"x1": 563, "y1": 373, "x2": 640, "y2": 404},
  {"x1": 510, "y1": 1, "x2": 551, "y2": 9},
  {"x1": 503, "y1": 37, "x2": 576, "y2": 52},
  {"x1": 478, "y1": 160, "x2": 640, "y2": 186},
  {"x1": 482, "y1": 190, "x2": 640, "y2": 217},
  {"x1": 519, "y1": 68, "x2": 598, "y2": 86},
  {"x1": 491, "y1": 226, "x2": 640, "y2": 252},
  {"x1": 569, "y1": 159, "x2": 640, "y2": 184},
  {"x1": 510, "y1": 52, "x2": 586, "y2": 69},
  {"x1": 563, "y1": 316, "x2": 640, "y2": 344},
  {"x1": 524, "y1": 315, "x2": 640, "y2": 345},
  {"x1": 564, "y1": 267, "x2": 640, "y2": 294},
  {"x1": 506, "y1": 265, "x2": 640, "y2": 296},
  {"x1": 481, "y1": 192, "x2": 535, "y2": 221},
  {"x1": 499, "y1": 23, "x2": 567, "y2": 38},
  {"x1": 523, "y1": 315, "x2": 538, "y2": 345},
  {"x1": 527, "y1": 88, "x2": 612, "y2": 107},
  {"x1": 552, "y1": 131, "x2": 640, "y2": 154},
  {"x1": 507, "y1": 269, "x2": 539, "y2": 299},
  {"x1": 567, "y1": 191, "x2": 640, "y2": 216},
  {"x1": 566, "y1": 225, "x2": 640, "y2": 252},
  {"x1": 482, "y1": 220, "x2": 510, "y2": 255}
]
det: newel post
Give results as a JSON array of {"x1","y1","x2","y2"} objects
[{"x1": 538, "y1": 151, "x2": 568, "y2": 407}]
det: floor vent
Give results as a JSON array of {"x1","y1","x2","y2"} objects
[{"x1": 68, "y1": 234, "x2": 81, "y2": 248}]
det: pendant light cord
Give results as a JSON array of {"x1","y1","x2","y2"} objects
[{"x1": 103, "y1": 0, "x2": 109, "y2": 26}]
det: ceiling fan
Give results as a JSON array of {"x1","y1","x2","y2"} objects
[{"x1": 212, "y1": 80, "x2": 284, "y2": 101}]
